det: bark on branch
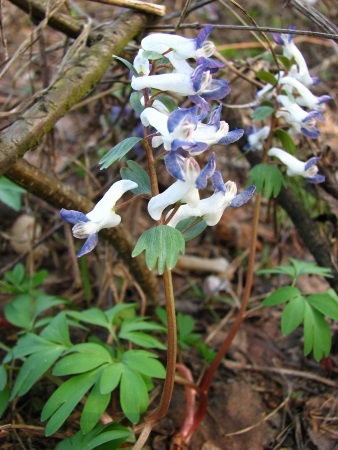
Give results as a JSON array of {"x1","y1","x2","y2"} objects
[{"x1": 0, "y1": 9, "x2": 149, "y2": 175}]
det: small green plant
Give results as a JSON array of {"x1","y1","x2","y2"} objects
[
  {"x1": 0, "y1": 265, "x2": 166, "y2": 448},
  {"x1": 260, "y1": 259, "x2": 338, "y2": 361}
]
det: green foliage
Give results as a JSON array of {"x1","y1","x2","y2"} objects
[
  {"x1": 130, "y1": 91, "x2": 144, "y2": 115},
  {"x1": 120, "y1": 160, "x2": 151, "y2": 196},
  {"x1": 99, "y1": 137, "x2": 143, "y2": 169},
  {"x1": 113, "y1": 55, "x2": 139, "y2": 77},
  {"x1": 1, "y1": 265, "x2": 166, "y2": 438},
  {"x1": 247, "y1": 163, "x2": 286, "y2": 198},
  {"x1": 156, "y1": 308, "x2": 216, "y2": 363},
  {"x1": 142, "y1": 50, "x2": 165, "y2": 60},
  {"x1": 275, "y1": 129, "x2": 296, "y2": 155},
  {"x1": 132, "y1": 225, "x2": 185, "y2": 274},
  {"x1": 176, "y1": 217, "x2": 208, "y2": 241},
  {"x1": 276, "y1": 55, "x2": 292, "y2": 70},
  {"x1": 1, "y1": 264, "x2": 66, "y2": 332},
  {"x1": 262, "y1": 260, "x2": 337, "y2": 361},
  {"x1": 256, "y1": 70, "x2": 277, "y2": 86},
  {"x1": 153, "y1": 94, "x2": 177, "y2": 113},
  {"x1": 0, "y1": 177, "x2": 26, "y2": 211},
  {"x1": 251, "y1": 105, "x2": 274, "y2": 122},
  {"x1": 56, "y1": 422, "x2": 131, "y2": 450},
  {"x1": 258, "y1": 258, "x2": 332, "y2": 284}
]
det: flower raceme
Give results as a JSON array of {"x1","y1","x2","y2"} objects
[
  {"x1": 268, "y1": 147, "x2": 325, "y2": 183},
  {"x1": 60, "y1": 180, "x2": 138, "y2": 257},
  {"x1": 140, "y1": 105, "x2": 243, "y2": 155},
  {"x1": 166, "y1": 171, "x2": 255, "y2": 228}
]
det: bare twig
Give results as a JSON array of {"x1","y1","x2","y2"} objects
[
  {"x1": 84, "y1": 0, "x2": 166, "y2": 16},
  {"x1": 148, "y1": 23, "x2": 338, "y2": 43}
]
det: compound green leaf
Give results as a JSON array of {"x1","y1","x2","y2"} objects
[
  {"x1": 247, "y1": 163, "x2": 286, "y2": 198},
  {"x1": 132, "y1": 225, "x2": 185, "y2": 274}
]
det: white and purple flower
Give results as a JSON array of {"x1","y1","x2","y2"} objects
[
  {"x1": 268, "y1": 147, "x2": 325, "y2": 183},
  {"x1": 60, "y1": 179, "x2": 138, "y2": 257},
  {"x1": 148, "y1": 153, "x2": 216, "y2": 221},
  {"x1": 243, "y1": 125, "x2": 270, "y2": 151},
  {"x1": 167, "y1": 171, "x2": 255, "y2": 227},
  {"x1": 276, "y1": 95, "x2": 323, "y2": 139},
  {"x1": 140, "y1": 105, "x2": 243, "y2": 155}
]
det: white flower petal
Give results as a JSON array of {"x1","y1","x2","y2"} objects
[{"x1": 268, "y1": 147, "x2": 306, "y2": 176}]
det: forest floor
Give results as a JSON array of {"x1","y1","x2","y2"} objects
[{"x1": 1, "y1": 0, "x2": 338, "y2": 449}]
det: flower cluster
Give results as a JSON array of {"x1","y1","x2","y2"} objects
[
  {"x1": 132, "y1": 26, "x2": 255, "y2": 228},
  {"x1": 246, "y1": 29, "x2": 329, "y2": 184},
  {"x1": 60, "y1": 26, "x2": 255, "y2": 256}
]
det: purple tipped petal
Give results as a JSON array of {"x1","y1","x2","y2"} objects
[
  {"x1": 219, "y1": 128, "x2": 244, "y2": 145},
  {"x1": 207, "y1": 104, "x2": 222, "y2": 127},
  {"x1": 300, "y1": 127, "x2": 320, "y2": 139},
  {"x1": 189, "y1": 95, "x2": 210, "y2": 111},
  {"x1": 196, "y1": 25, "x2": 213, "y2": 48},
  {"x1": 303, "y1": 110, "x2": 324, "y2": 122},
  {"x1": 212, "y1": 170, "x2": 226, "y2": 192},
  {"x1": 310, "y1": 75, "x2": 321, "y2": 86},
  {"x1": 201, "y1": 79, "x2": 230, "y2": 100},
  {"x1": 195, "y1": 153, "x2": 216, "y2": 189},
  {"x1": 247, "y1": 125, "x2": 259, "y2": 136},
  {"x1": 167, "y1": 106, "x2": 199, "y2": 133},
  {"x1": 77, "y1": 233, "x2": 99, "y2": 257},
  {"x1": 272, "y1": 33, "x2": 284, "y2": 45},
  {"x1": 196, "y1": 57, "x2": 225, "y2": 73},
  {"x1": 304, "y1": 156, "x2": 321, "y2": 171},
  {"x1": 60, "y1": 209, "x2": 89, "y2": 225},
  {"x1": 317, "y1": 95, "x2": 332, "y2": 105},
  {"x1": 187, "y1": 142, "x2": 211, "y2": 155},
  {"x1": 191, "y1": 65, "x2": 207, "y2": 92},
  {"x1": 306, "y1": 174, "x2": 325, "y2": 184},
  {"x1": 230, "y1": 185, "x2": 256, "y2": 207},
  {"x1": 172, "y1": 139, "x2": 210, "y2": 154},
  {"x1": 164, "y1": 151, "x2": 185, "y2": 181}
]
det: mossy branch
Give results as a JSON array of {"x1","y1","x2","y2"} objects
[{"x1": 0, "y1": 9, "x2": 149, "y2": 175}]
